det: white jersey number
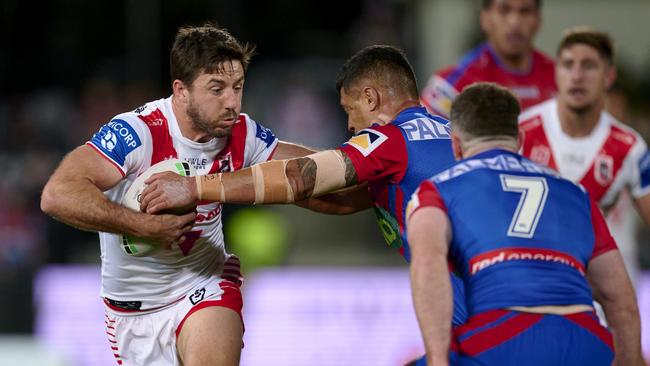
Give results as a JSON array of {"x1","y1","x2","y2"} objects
[{"x1": 500, "y1": 175, "x2": 549, "y2": 238}]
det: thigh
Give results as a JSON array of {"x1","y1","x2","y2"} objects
[
  {"x1": 175, "y1": 279, "x2": 244, "y2": 366},
  {"x1": 105, "y1": 307, "x2": 178, "y2": 366}
]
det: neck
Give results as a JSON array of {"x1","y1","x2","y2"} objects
[
  {"x1": 376, "y1": 98, "x2": 420, "y2": 125},
  {"x1": 556, "y1": 98, "x2": 604, "y2": 138},
  {"x1": 489, "y1": 42, "x2": 532, "y2": 72},
  {"x1": 463, "y1": 138, "x2": 519, "y2": 159},
  {"x1": 171, "y1": 95, "x2": 209, "y2": 142}
]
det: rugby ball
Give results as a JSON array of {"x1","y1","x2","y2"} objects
[{"x1": 121, "y1": 159, "x2": 196, "y2": 257}]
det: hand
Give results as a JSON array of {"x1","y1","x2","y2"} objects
[
  {"x1": 140, "y1": 172, "x2": 198, "y2": 214},
  {"x1": 137, "y1": 211, "x2": 197, "y2": 249}
]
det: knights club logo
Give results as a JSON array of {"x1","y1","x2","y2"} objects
[
  {"x1": 594, "y1": 154, "x2": 614, "y2": 186},
  {"x1": 530, "y1": 146, "x2": 551, "y2": 166}
]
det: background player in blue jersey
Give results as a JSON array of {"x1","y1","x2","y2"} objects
[
  {"x1": 406, "y1": 82, "x2": 644, "y2": 366},
  {"x1": 139, "y1": 44, "x2": 469, "y2": 340}
]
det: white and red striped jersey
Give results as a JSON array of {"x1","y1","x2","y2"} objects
[
  {"x1": 87, "y1": 96, "x2": 278, "y2": 309},
  {"x1": 519, "y1": 98, "x2": 650, "y2": 210}
]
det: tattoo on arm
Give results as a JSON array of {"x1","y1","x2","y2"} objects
[
  {"x1": 287, "y1": 157, "x2": 316, "y2": 201},
  {"x1": 343, "y1": 153, "x2": 358, "y2": 186}
]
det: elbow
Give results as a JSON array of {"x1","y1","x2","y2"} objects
[{"x1": 40, "y1": 182, "x2": 61, "y2": 217}]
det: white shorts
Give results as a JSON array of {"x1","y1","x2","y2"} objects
[{"x1": 103, "y1": 256, "x2": 243, "y2": 366}]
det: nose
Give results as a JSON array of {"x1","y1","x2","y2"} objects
[
  {"x1": 224, "y1": 88, "x2": 239, "y2": 110},
  {"x1": 348, "y1": 123, "x2": 355, "y2": 134}
]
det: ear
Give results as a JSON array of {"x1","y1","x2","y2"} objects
[
  {"x1": 605, "y1": 66, "x2": 617, "y2": 91},
  {"x1": 363, "y1": 86, "x2": 380, "y2": 112},
  {"x1": 172, "y1": 79, "x2": 190, "y2": 103},
  {"x1": 517, "y1": 129, "x2": 524, "y2": 152},
  {"x1": 451, "y1": 131, "x2": 463, "y2": 160},
  {"x1": 479, "y1": 10, "x2": 489, "y2": 35}
]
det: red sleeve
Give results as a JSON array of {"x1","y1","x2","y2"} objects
[
  {"x1": 338, "y1": 124, "x2": 408, "y2": 184},
  {"x1": 406, "y1": 180, "x2": 448, "y2": 222},
  {"x1": 590, "y1": 198, "x2": 618, "y2": 259}
]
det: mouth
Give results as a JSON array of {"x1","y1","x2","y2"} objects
[{"x1": 568, "y1": 87, "x2": 587, "y2": 98}]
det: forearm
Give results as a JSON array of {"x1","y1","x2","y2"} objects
[
  {"x1": 598, "y1": 296, "x2": 643, "y2": 366},
  {"x1": 197, "y1": 150, "x2": 351, "y2": 204},
  {"x1": 296, "y1": 184, "x2": 372, "y2": 215},
  {"x1": 410, "y1": 255, "x2": 453, "y2": 366},
  {"x1": 42, "y1": 176, "x2": 150, "y2": 237}
]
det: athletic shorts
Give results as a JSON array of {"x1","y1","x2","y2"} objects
[
  {"x1": 103, "y1": 256, "x2": 243, "y2": 365},
  {"x1": 453, "y1": 309, "x2": 614, "y2": 366}
]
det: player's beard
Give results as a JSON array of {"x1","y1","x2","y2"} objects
[{"x1": 187, "y1": 100, "x2": 236, "y2": 138}]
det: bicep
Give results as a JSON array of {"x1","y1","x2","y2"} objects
[
  {"x1": 633, "y1": 192, "x2": 650, "y2": 227},
  {"x1": 271, "y1": 141, "x2": 317, "y2": 160},
  {"x1": 587, "y1": 250, "x2": 634, "y2": 303},
  {"x1": 407, "y1": 207, "x2": 451, "y2": 260},
  {"x1": 51, "y1": 145, "x2": 124, "y2": 191}
]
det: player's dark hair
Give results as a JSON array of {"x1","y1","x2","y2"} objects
[
  {"x1": 557, "y1": 27, "x2": 614, "y2": 65},
  {"x1": 481, "y1": 0, "x2": 542, "y2": 9},
  {"x1": 336, "y1": 45, "x2": 419, "y2": 99},
  {"x1": 450, "y1": 82, "x2": 520, "y2": 139},
  {"x1": 170, "y1": 23, "x2": 255, "y2": 86}
]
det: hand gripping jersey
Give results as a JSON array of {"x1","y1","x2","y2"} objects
[
  {"x1": 87, "y1": 96, "x2": 278, "y2": 309},
  {"x1": 421, "y1": 43, "x2": 556, "y2": 117},
  {"x1": 338, "y1": 106, "x2": 468, "y2": 325},
  {"x1": 410, "y1": 149, "x2": 617, "y2": 314},
  {"x1": 408, "y1": 149, "x2": 617, "y2": 365}
]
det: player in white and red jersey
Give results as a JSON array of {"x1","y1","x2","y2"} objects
[
  {"x1": 41, "y1": 24, "x2": 313, "y2": 366},
  {"x1": 519, "y1": 28, "x2": 650, "y2": 288}
]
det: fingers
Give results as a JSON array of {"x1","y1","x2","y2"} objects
[{"x1": 144, "y1": 171, "x2": 169, "y2": 185}]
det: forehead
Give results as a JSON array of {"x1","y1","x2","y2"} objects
[
  {"x1": 558, "y1": 43, "x2": 603, "y2": 61},
  {"x1": 487, "y1": 0, "x2": 537, "y2": 10},
  {"x1": 339, "y1": 86, "x2": 359, "y2": 105},
  {"x1": 196, "y1": 60, "x2": 244, "y2": 82}
]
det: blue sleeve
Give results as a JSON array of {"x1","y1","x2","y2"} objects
[
  {"x1": 255, "y1": 122, "x2": 277, "y2": 148},
  {"x1": 88, "y1": 119, "x2": 142, "y2": 167}
]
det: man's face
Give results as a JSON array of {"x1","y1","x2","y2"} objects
[
  {"x1": 481, "y1": 0, "x2": 540, "y2": 59},
  {"x1": 556, "y1": 44, "x2": 613, "y2": 113},
  {"x1": 339, "y1": 86, "x2": 375, "y2": 134},
  {"x1": 186, "y1": 60, "x2": 244, "y2": 138}
]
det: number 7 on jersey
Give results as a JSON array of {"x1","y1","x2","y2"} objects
[{"x1": 500, "y1": 175, "x2": 548, "y2": 238}]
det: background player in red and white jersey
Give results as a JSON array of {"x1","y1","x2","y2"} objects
[
  {"x1": 420, "y1": 0, "x2": 556, "y2": 117},
  {"x1": 41, "y1": 24, "x2": 313, "y2": 366},
  {"x1": 519, "y1": 27, "x2": 650, "y2": 287}
]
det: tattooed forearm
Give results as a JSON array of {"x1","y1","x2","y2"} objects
[
  {"x1": 286, "y1": 157, "x2": 316, "y2": 201},
  {"x1": 343, "y1": 153, "x2": 358, "y2": 186}
]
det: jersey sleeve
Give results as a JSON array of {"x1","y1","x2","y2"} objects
[
  {"x1": 338, "y1": 124, "x2": 408, "y2": 184},
  {"x1": 241, "y1": 114, "x2": 279, "y2": 166},
  {"x1": 405, "y1": 180, "x2": 448, "y2": 222},
  {"x1": 419, "y1": 68, "x2": 459, "y2": 118},
  {"x1": 86, "y1": 114, "x2": 149, "y2": 177},
  {"x1": 589, "y1": 198, "x2": 618, "y2": 259},
  {"x1": 628, "y1": 138, "x2": 650, "y2": 199}
]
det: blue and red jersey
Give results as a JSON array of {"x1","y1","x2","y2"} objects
[
  {"x1": 339, "y1": 106, "x2": 457, "y2": 261},
  {"x1": 408, "y1": 149, "x2": 617, "y2": 316},
  {"x1": 421, "y1": 43, "x2": 556, "y2": 117},
  {"x1": 339, "y1": 106, "x2": 467, "y2": 326}
]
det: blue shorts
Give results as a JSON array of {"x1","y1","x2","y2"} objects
[{"x1": 453, "y1": 309, "x2": 614, "y2": 366}]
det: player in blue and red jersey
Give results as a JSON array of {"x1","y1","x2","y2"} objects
[
  {"x1": 139, "y1": 45, "x2": 469, "y2": 334},
  {"x1": 407, "y1": 83, "x2": 645, "y2": 366},
  {"x1": 420, "y1": 0, "x2": 555, "y2": 117}
]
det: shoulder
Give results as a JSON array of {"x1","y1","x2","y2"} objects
[
  {"x1": 532, "y1": 49, "x2": 556, "y2": 67},
  {"x1": 606, "y1": 113, "x2": 642, "y2": 148},
  {"x1": 437, "y1": 44, "x2": 490, "y2": 87},
  {"x1": 519, "y1": 99, "x2": 555, "y2": 125}
]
